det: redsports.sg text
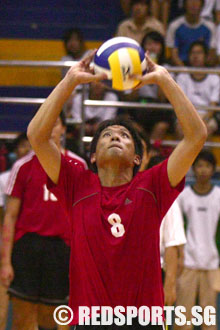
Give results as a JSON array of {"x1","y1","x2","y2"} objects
[{"x1": 53, "y1": 305, "x2": 216, "y2": 326}]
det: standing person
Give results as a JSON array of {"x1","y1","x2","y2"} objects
[
  {"x1": 166, "y1": 0, "x2": 216, "y2": 66},
  {"x1": 0, "y1": 113, "x2": 87, "y2": 330},
  {"x1": 116, "y1": 0, "x2": 165, "y2": 44},
  {"x1": 175, "y1": 41, "x2": 220, "y2": 137},
  {"x1": 0, "y1": 133, "x2": 31, "y2": 330},
  {"x1": 147, "y1": 155, "x2": 187, "y2": 307},
  {"x1": 27, "y1": 51, "x2": 207, "y2": 328},
  {"x1": 175, "y1": 150, "x2": 220, "y2": 330}
]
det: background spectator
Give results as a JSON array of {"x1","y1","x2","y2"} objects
[
  {"x1": 176, "y1": 41, "x2": 220, "y2": 137},
  {"x1": 61, "y1": 27, "x2": 89, "y2": 79},
  {"x1": 166, "y1": 0, "x2": 216, "y2": 66},
  {"x1": 116, "y1": 0, "x2": 165, "y2": 44},
  {"x1": 67, "y1": 82, "x2": 118, "y2": 123},
  {"x1": 175, "y1": 150, "x2": 220, "y2": 330}
]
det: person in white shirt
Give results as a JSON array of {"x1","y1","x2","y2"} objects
[
  {"x1": 175, "y1": 150, "x2": 220, "y2": 330},
  {"x1": 146, "y1": 154, "x2": 187, "y2": 306},
  {"x1": 67, "y1": 81, "x2": 118, "y2": 123},
  {"x1": 176, "y1": 41, "x2": 220, "y2": 137}
]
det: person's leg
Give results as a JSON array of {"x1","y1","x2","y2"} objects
[
  {"x1": 37, "y1": 304, "x2": 57, "y2": 329},
  {"x1": 11, "y1": 296, "x2": 38, "y2": 330},
  {"x1": 38, "y1": 237, "x2": 70, "y2": 329},
  {"x1": 0, "y1": 281, "x2": 9, "y2": 330},
  {"x1": 174, "y1": 268, "x2": 199, "y2": 330},
  {"x1": 199, "y1": 270, "x2": 217, "y2": 330},
  {"x1": 9, "y1": 234, "x2": 42, "y2": 330}
]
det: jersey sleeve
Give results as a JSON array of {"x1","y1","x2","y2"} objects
[
  {"x1": 47, "y1": 154, "x2": 85, "y2": 213},
  {"x1": 5, "y1": 165, "x2": 26, "y2": 199},
  {"x1": 150, "y1": 158, "x2": 185, "y2": 221}
]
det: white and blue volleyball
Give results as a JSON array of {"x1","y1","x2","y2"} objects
[{"x1": 94, "y1": 37, "x2": 147, "y2": 91}]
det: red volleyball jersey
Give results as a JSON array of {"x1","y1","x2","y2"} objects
[
  {"x1": 6, "y1": 150, "x2": 87, "y2": 245},
  {"x1": 48, "y1": 155, "x2": 185, "y2": 325}
]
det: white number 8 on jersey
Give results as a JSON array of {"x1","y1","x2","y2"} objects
[{"x1": 107, "y1": 213, "x2": 125, "y2": 238}]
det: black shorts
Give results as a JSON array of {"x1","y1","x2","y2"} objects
[{"x1": 9, "y1": 232, "x2": 70, "y2": 305}]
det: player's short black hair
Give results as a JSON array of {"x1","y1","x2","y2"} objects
[
  {"x1": 131, "y1": 0, "x2": 150, "y2": 7},
  {"x1": 188, "y1": 40, "x2": 208, "y2": 56},
  {"x1": 13, "y1": 132, "x2": 28, "y2": 150},
  {"x1": 90, "y1": 118, "x2": 143, "y2": 176},
  {"x1": 193, "y1": 150, "x2": 217, "y2": 170}
]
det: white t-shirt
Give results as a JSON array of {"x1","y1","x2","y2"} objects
[
  {"x1": 0, "y1": 170, "x2": 10, "y2": 207},
  {"x1": 70, "y1": 91, "x2": 118, "y2": 123},
  {"x1": 160, "y1": 200, "x2": 186, "y2": 268},
  {"x1": 176, "y1": 73, "x2": 220, "y2": 116},
  {"x1": 177, "y1": 185, "x2": 220, "y2": 270}
]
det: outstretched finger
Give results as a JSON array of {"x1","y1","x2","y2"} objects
[
  {"x1": 82, "y1": 49, "x2": 97, "y2": 69},
  {"x1": 145, "y1": 51, "x2": 156, "y2": 71},
  {"x1": 89, "y1": 72, "x2": 107, "y2": 82}
]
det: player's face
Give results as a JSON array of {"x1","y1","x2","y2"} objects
[
  {"x1": 51, "y1": 117, "x2": 66, "y2": 144},
  {"x1": 189, "y1": 45, "x2": 206, "y2": 67},
  {"x1": 193, "y1": 159, "x2": 214, "y2": 183},
  {"x1": 91, "y1": 125, "x2": 140, "y2": 170}
]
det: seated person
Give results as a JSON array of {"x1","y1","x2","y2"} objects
[
  {"x1": 66, "y1": 81, "x2": 118, "y2": 123},
  {"x1": 116, "y1": 0, "x2": 165, "y2": 44},
  {"x1": 137, "y1": 31, "x2": 175, "y2": 142},
  {"x1": 61, "y1": 27, "x2": 89, "y2": 78},
  {"x1": 176, "y1": 41, "x2": 220, "y2": 137},
  {"x1": 166, "y1": 0, "x2": 216, "y2": 66}
]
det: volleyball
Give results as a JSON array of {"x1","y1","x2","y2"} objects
[{"x1": 94, "y1": 37, "x2": 147, "y2": 91}]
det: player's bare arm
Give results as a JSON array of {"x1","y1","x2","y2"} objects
[
  {"x1": 135, "y1": 53, "x2": 207, "y2": 187},
  {"x1": 27, "y1": 51, "x2": 106, "y2": 184},
  {"x1": 0, "y1": 196, "x2": 21, "y2": 287}
]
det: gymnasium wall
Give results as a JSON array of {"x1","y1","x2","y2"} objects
[{"x1": 0, "y1": 0, "x2": 124, "y2": 130}]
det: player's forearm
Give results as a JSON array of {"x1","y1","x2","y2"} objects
[
  {"x1": 158, "y1": 72, "x2": 207, "y2": 142},
  {"x1": 27, "y1": 77, "x2": 77, "y2": 145},
  {"x1": 164, "y1": 246, "x2": 178, "y2": 281},
  {"x1": 0, "y1": 214, "x2": 16, "y2": 266}
]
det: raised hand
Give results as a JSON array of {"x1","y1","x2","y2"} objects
[
  {"x1": 132, "y1": 51, "x2": 169, "y2": 88},
  {"x1": 65, "y1": 50, "x2": 107, "y2": 86}
]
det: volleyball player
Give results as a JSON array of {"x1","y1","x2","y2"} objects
[
  {"x1": 27, "y1": 52, "x2": 207, "y2": 329},
  {"x1": 0, "y1": 113, "x2": 87, "y2": 330}
]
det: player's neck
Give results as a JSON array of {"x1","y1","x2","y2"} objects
[
  {"x1": 193, "y1": 181, "x2": 212, "y2": 194},
  {"x1": 98, "y1": 166, "x2": 133, "y2": 187}
]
